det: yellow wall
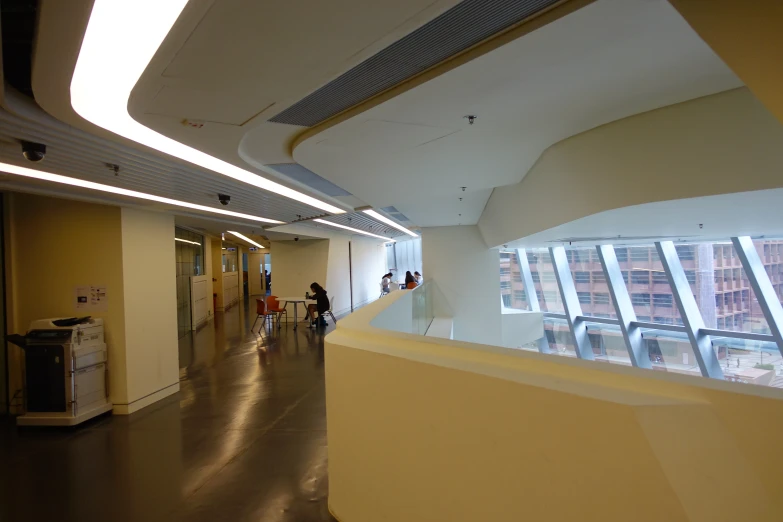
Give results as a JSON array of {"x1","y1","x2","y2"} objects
[
  {"x1": 326, "y1": 325, "x2": 783, "y2": 522},
  {"x1": 211, "y1": 239, "x2": 224, "y2": 310},
  {"x1": 270, "y1": 238, "x2": 329, "y2": 299},
  {"x1": 478, "y1": 88, "x2": 783, "y2": 247},
  {"x1": 670, "y1": 0, "x2": 783, "y2": 125},
  {"x1": 119, "y1": 207, "x2": 179, "y2": 413},
  {"x1": 4, "y1": 193, "x2": 128, "y2": 405},
  {"x1": 4, "y1": 193, "x2": 180, "y2": 413}
]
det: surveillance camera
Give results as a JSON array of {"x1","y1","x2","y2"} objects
[
  {"x1": 21, "y1": 141, "x2": 46, "y2": 162},
  {"x1": 217, "y1": 194, "x2": 230, "y2": 206},
  {"x1": 294, "y1": 237, "x2": 300, "y2": 242}
]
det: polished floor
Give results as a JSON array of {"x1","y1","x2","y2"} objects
[{"x1": 0, "y1": 300, "x2": 336, "y2": 522}]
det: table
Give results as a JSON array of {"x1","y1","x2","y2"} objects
[{"x1": 278, "y1": 297, "x2": 316, "y2": 330}]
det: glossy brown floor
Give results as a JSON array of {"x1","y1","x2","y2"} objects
[{"x1": 0, "y1": 300, "x2": 336, "y2": 522}]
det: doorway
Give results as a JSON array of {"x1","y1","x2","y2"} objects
[{"x1": 175, "y1": 227, "x2": 204, "y2": 339}]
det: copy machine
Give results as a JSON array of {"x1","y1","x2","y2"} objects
[{"x1": 7, "y1": 317, "x2": 112, "y2": 426}]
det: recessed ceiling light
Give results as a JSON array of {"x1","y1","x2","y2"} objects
[
  {"x1": 362, "y1": 209, "x2": 418, "y2": 237},
  {"x1": 175, "y1": 238, "x2": 201, "y2": 246},
  {"x1": 70, "y1": 0, "x2": 344, "y2": 215},
  {"x1": 227, "y1": 231, "x2": 265, "y2": 249},
  {"x1": 313, "y1": 218, "x2": 394, "y2": 241},
  {"x1": 0, "y1": 161, "x2": 283, "y2": 224}
]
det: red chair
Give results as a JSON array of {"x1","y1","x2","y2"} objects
[
  {"x1": 266, "y1": 295, "x2": 287, "y2": 329},
  {"x1": 252, "y1": 299, "x2": 277, "y2": 333},
  {"x1": 406, "y1": 282, "x2": 417, "y2": 290}
]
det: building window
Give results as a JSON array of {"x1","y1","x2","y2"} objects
[
  {"x1": 653, "y1": 294, "x2": 673, "y2": 307},
  {"x1": 630, "y1": 248, "x2": 650, "y2": 262},
  {"x1": 622, "y1": 271, "x2": 629, "y2": 284},
  {"x1": 637, "y1": 315, "x2": 651, "y2": 322},
  {"x1": 574, "y1": 271, "x2": 590, "y2": 283},
  {"x1": 531, "y1": 271, "x2": 540, "y2": 283},
  {"x1": 502, "y1": 294, "x2": 511, "y2": 307},
  {"x1": 513, "y1": 273, "x2": 522, "y2": 282},
  {"x1": 543, "y1": 291, "x2": 559, "y2": 303},
  {"x1": 513, "y1": 290, "x2": 526, "y2": 301},
  {"x1": 615, "y1": 248, "x2": 628, "y2": 262},
  {"x1": 500, "y1": 268, "x2": 510, "y2": 275},
  {"x1": 541, "y1": 271, "x2": 557, "y2": 282},
  {"x1": 684, "y1": 270, "x2": 696, "y2": 285},
  {"x1": 631, "y1": 271, "x2": 649, "y2": 285},
  {"x1": 500, "y1": 281, "x2": 511, "y2": 290},
  {"x1": 527, "y1": 253, "x2": 537, "y2": 264},
  {"x1": 652, "y1": 271, "x2": 668, "y2": 284},
  {"x1": 592, "y1": 271, "x2": 606, "y2": 283},
  {"x1": 676, "y1": 245, "x2": 695, "y2": 260},
  {"x1": 632, "y1": 293, "x2": 650, "y2": 306},
  {"x1": 653, "y1": 316, "x2": 673, "y2": 324},
  {"x1": 577, "y1": 292, "x2": 591, "y2": 304},
  {"x1": 594, "y1": 293, "x2": 610, "y2": 305}
]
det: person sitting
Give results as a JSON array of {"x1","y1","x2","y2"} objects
[
  {"x1": 381, "y1": 272, "x2": 392, "y2": 295},
  {"x1": 307, "y1": 282, "x2": 330, "y2": 327},
  {"x1": 404, "y1": 271, "x2": 417, "y2": 289},
  {"x1": 414, "y1": 271, "x2": 423, "y2": 284}
]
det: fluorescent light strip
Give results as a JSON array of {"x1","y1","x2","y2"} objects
[
  {"x1": 0, "y1": 161, "x2": 283, "y2": 224},
  {"x1": 362, "y1": 209, "x2": 418, "y2": 237},
  {"x1": 313, "y1": 219, "x2": 394, "y2": 241},
  {"x1": 227, "y1": 231, "x2": 265, "y2": 249},
  {"x1": 175, "y1": 238, "x2": 201, "y2": 246},
  {"x1": 70, "y1": 0, "x2": 344, "y2": 215}
]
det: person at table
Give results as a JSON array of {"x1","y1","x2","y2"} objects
[
  {"x1": 414, "y1": 271, "x2": 423, "y2": 284},
  {"x1": 308, "y1": 282, "x2": 330, "y2": 327},
  {"x1": 381, "y1": 273, "x2": 392, "y2": 295},
  {"x1": 404, "y1": 271, "x2": 417, "y2": 289}
]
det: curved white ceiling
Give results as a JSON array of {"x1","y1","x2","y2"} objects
[
  {"x1": 293, "y1": 0, "x2": 743, "y2": 228},
  {"x1": 70, "y1": 0, "x2": 343, "y2": 215}
]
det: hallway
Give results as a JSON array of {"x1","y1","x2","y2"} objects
[{"x1": 0, "y1": 300, "x2": 336, "y2": 522}]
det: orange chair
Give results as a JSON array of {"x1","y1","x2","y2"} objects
[
  {"x1": 406, "y1": 282, "x2": 417, "y2": 289},
  {"x1": 252, "y1": 299, "x2": 277, "y2": 333},
  {"x1": 266, "y1": 295, "x2": 287, "y2": 329}
]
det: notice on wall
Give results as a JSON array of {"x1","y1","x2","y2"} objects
[{"x1": 75, "y1": 285, "x2": 108, "y2": 312}]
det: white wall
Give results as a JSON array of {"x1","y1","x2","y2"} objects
[
  {"x1": 421, "y1": 225, "x2": 503, "y2": 345},
  {"x1": 326, "y1": 236, "x2": 351, "y2": 316},
  {"x1": 349, "y1": 237, "x2": 387, "y2": 311},
  {"x1": 478, "y1": 88, "x2": 783, "y2": 247},
  {"x1": 501, "y1": 310, "x2": 544, "y2": 349},
  {"x1": 120, "y1": 207, "x2": 179, "y2": 414}
]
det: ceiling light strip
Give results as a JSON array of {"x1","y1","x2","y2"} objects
[
  {"x1": 363, "y1": 209, "x2": 418, "y2": 237},
  {"x1": 70, "y1": 0, "x2": 344, "y2": 215},
  {"x1": 227, "y1": 231, "x2": 265, "y2": 249},
  {"x1": 0, "y1": 161, "x2": 283, "y2": 224},
  {"x1": 175, "y1": 237, "x2": 202, "y2": 246},
  {"x1": 313, "y1": 218, "x2": 394, "y2": 241}
]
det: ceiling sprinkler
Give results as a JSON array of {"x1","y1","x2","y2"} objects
[{"x1": 463, "y1": 115, "x2": 477, "y2": 125}]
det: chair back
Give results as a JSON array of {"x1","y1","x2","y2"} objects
[
  {"x1": 255, "y1": 298, "x2": 265, "y2": 315},
  {"x1": 329, "y1": 296, "x2": 335, "y2": 312},
  {"x1": 266, "y1": 295, "x2": 281, "y2": 310},
  {"x1": 406, "y1": 282, "x2": 417, "y2": 290}
]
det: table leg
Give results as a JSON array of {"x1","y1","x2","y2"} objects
[{"x1": 293, "y1": 302, "x2": 298, "y2": 330}]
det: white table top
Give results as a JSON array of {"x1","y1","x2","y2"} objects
[{"x1": 277, "y1": 297, "x2": 316, "y2": 303}]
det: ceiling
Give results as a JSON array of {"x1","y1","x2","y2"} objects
[
  {"x1": 505, "y1": 188, "x2": 783, "y2": 248},
  {"x1": 293, "y1": 0, "x2": 743, "y2": 227},
  {"x1": 10, "y1": 0, "x2": 746, "y2": 244}
]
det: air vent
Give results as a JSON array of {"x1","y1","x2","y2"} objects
[
  {"x1": 381, "y1": 206, "x2": 400, "y2": 213},
  {"x1": 267, "y1": 163, "x2": 352, "y2": 197},
  {"x1": 269, "y1": 0, "x2": 560, "y2": 127}
]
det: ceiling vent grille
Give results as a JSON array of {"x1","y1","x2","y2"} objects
[
  {"x1": 266, "y1": 163, "x2": 352, "y2": 197},
  {"x1": 269, "y1": 0, "x2": 560, "y2": 127}
]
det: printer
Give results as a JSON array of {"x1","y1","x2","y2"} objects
[{"x1": 7, "y1": 316, "x2": 112, "y2": 426}]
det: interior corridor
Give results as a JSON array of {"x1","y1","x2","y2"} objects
[{"x1": 0, "y1": 300, "x2": 335, "y2": 522}]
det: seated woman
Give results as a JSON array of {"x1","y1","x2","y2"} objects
[
  {"x1": 307, "y1": 282, "x2": 330, "y2": 327},
  {"x1": 414, "y1": 271, "x2": 423, "y2": 285},
  {"x1": 404, "y1": 271, "x2": 417, "y2": 289},
  {"x1": 381, "y1": 272, "x2": 392, "y2": 295}
]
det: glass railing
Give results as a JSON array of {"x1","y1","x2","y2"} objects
[{"x1": 412, "y1": 281, "x2": 434, "y2": 335}]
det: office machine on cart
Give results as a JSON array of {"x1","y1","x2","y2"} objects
[{"x1": 7, "y1": 317, "x2": 112, "y2": 426}]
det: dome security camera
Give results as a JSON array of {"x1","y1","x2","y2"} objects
[
  {"x1": 294, "y1": 237, "x2": 300, "y2": 242},
  {"x1": 21, "y1": 141, "x2": 46, "y2": 162},
  {"x1": 217, "y1": 194, "x2": 231, "y2": 206}
]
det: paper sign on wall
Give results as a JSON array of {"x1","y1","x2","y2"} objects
[{"x1": 75, "y1": 285, "x2": 108, "y2": 312}]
